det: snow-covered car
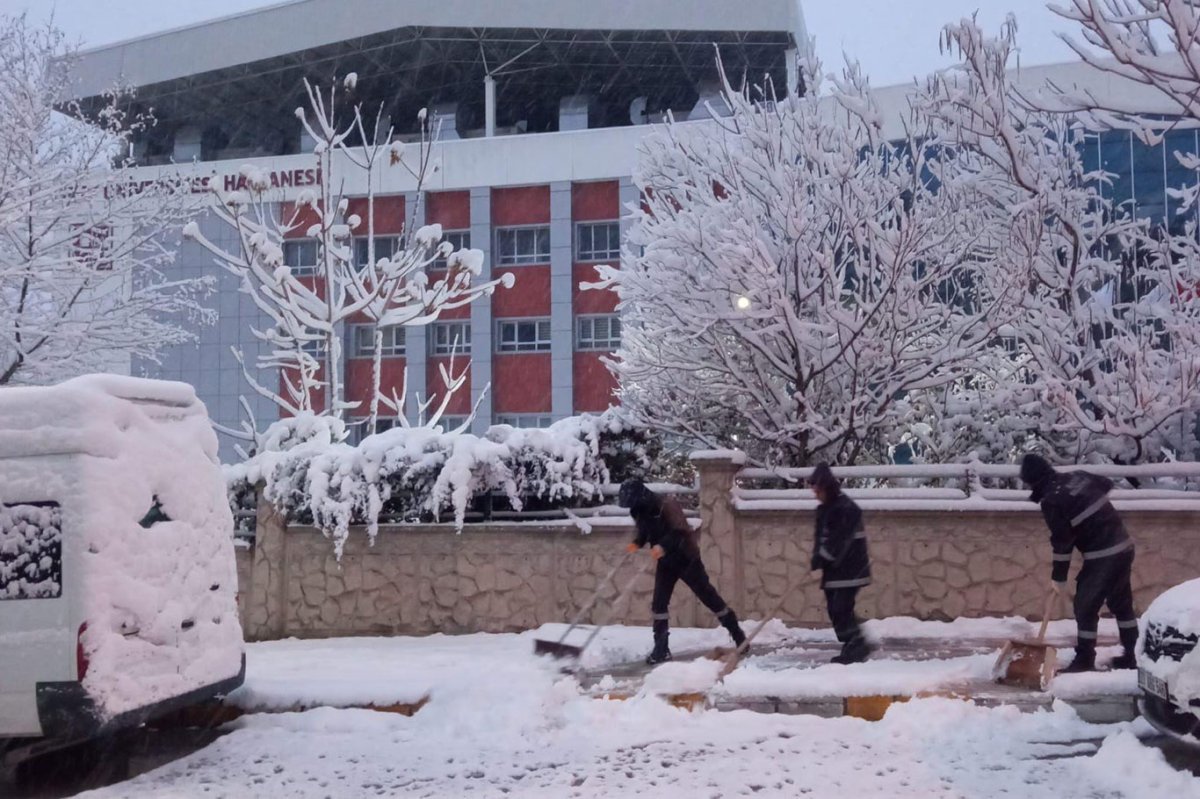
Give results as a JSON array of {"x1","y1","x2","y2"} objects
[
  {"x1": 0, "y1": 376, "x2": 244, "y2": 762},
  {"x1": 1137, "y1": 578, "x2": 1200, "y2": 743}
]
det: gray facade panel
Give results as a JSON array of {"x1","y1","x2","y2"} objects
[
  {"x1": 469, "y1": 188, "x2": 493, "y2": 433},
  {"x1": 549, "y1": 181, "x2": 574, "y2": 420},
  {"x1": 135, "y1": 207, "x2": 281, "y2": 462},
  {"x1": 403, "y1": 191, "x2": 428, "y2": 424}
]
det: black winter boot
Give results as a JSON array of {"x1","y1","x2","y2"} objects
[
  {"x1": 645, "y1": 634, "x2": 672, "y2": 665},
  {"x1": 1061, "y1": 643, "x2": 1096, "y2": 673},
  {"x1": 1111, "y1": 625, "x2": 1139, "y2": 670},
  {"x1": 831, "y1": 637, "x2": 871, "y2": 665},
  {"x1": 646, "y1": 620, "x2": 671, "y2": 665}
]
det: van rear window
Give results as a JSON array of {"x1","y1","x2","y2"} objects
[{"x1": 0, "y1": 502, "x2": 63, "y2": 600}]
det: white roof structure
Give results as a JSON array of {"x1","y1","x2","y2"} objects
[{"x1": 69, "y1": 0, "x2": 809, "y2": 99}]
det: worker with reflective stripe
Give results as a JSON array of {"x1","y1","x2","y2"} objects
[
  {"x1": 619, "y1": 479, "x2": 746, "y2": 665},
  {"x1": 1019, "y1": 454, "x2": 1138, "y2": 673},
  {"x1": 809, "y1": 463, "x2": 873, "y2": 664}
]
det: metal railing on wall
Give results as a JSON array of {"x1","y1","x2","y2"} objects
[{"x1": 734, "y1": 462, "x2": 1200, "y2": 513}]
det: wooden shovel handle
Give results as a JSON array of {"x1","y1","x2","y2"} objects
[{"x1": 1034, "y1": 589, "x2": 1057, "y2": 643}]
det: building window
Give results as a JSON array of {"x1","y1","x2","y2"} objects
[
  {"x1": 431, "y1": 230, "x2": 471, "y2": 271},
  {"x1": 495, "y1": 414, "x2": 553, "y2": 429},
  {"x1": 350, "y1": 324, "x2": 405, "y2": 358},
  {"x1": 71, "y1": 223, "x2": 113, "y2": 271},
  {"x1": 350, "y1": 416, "x2": 399, "y2": 444},
  {"x1": 495, "y1": 226, "x2": 550, "y2": 266},
  {"x1": 354, "y1": 236, "x2": 403, "y2": 270},
  {"x1": 1, "y1": 503, "x2": 63, "y2": 601},
  {"x1": 283, "y1": 240, "x2": 319, "y2": 276},
  {"x1": 496, "y1": 318, "x2": 552, "y2": 353},
  {"x1": 576, "y1": 221, "x2": 620, "y2": 262},
  {"x1": 429, "y1": 322, "x2": 471, "y2": 356},
  {"x1": 576, "y1": 315, "x2": 621, "y2": 351},
  {"x1": 295, "y1": 335, "x2": 324, "y2": 355},
  {"x1": 438, "y1": 415, "x2": 469, "y2": 432}
]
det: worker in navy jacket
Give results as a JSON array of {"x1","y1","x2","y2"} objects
[
  {"x1": 810, "y1": 463, "x2": 872, "y2": 664},
  {"x1": 1020, "y1": 454, "x2": 1138, "y2": 672}
]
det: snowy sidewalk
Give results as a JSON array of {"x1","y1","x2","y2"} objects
[
  {"x1": 79, "y1": 617, "x2": 1195, "y2": 799},
  {"x1": 221, "y1": 616, "x2": 1139, "y2": 723}
]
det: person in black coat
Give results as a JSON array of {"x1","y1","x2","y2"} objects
[
  {"x1": 809, "y1": 463, "x2": 873, "y2": 664},
  {"x1": 1020, "y1": 453, "x2": 1138, "y2": 672},
  {"x1": 619, "y1": 478, "x2": 746, "y2": 664}
]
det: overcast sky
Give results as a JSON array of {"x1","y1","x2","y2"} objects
[{"x1": 2, "y1": 0, "x2": 1080, "y2": 86}]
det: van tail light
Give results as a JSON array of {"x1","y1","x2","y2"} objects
[{"x1": 77, "y1": 622, "x2": 90, "y2": 682}]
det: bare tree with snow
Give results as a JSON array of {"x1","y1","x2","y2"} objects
[
  {"x1": 590, "y1": 58, "x2": 1021, "y2": 466},
  {"x1": 186, "y1": 74, "x2": 513, "y2": 444},
  {"x1": 923, "y1": 16, "x2": 1200, "y2": 464},
  {"x1": 0, "y1": 15, "x2": 214, "y2": 386}
]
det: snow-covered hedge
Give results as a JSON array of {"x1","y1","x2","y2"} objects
[{"x1": 225, "y1": 410, "x2": 653, "y2": 556}]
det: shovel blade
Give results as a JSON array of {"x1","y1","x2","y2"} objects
[
  {"x1": 996, "y1": 640, "x2": 1056, "y2": 691},
  {"x1": 534, "y1": 639, "x2": 584, "y2": 659}
]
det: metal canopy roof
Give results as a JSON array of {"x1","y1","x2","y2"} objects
[
  {"x1": 68, "y1": 0, "x2": 807, "y2": 99},
  {"x1": 71, "y1": 19, "x2": 796, "y2": 164}
]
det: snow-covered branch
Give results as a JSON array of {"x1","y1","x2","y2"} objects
[{"x1": 0, "y1": 15, "x2": 214, "y2": 386}]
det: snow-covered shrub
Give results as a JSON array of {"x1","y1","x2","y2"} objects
[{"x1": 228, "y1": 409, "x2": 645, "y2": 556}]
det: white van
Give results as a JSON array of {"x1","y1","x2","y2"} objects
[{"x1": 0, "y1": 375, "x2": 244, "y2": 761}]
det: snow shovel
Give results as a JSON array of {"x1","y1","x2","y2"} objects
[
  {"x1": 713, "y1": 575, "x2": 806, "y2": 679},
  {"x1": 993, "y1": 590, "x2": 1061, "y2": 691},
  {"x1": 534, "y1": 551, "x2": 649, "y2": 660}
]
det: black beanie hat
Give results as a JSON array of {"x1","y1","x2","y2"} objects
[
  {"x1": 1020, "y1": 453, "x2": 1055, "y2": 486},
  {"x1": 618, "y1": 478, "x2": 648, "y2": 509},
  {"x1": 809, "y1": 463, "x2": 840, "y2": 495}
]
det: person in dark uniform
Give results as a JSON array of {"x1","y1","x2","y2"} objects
[
  {"x1": 810, "y1": 463, "x2": 873, "y2": 664},
  {"x1": 618, "y1": 478, "x2": 747, "y2": 664},
  {"x1": 1020, "y1": 454, "x2": 1138, "y2": 672}
]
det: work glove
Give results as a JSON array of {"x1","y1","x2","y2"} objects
[
  {"x1": 1049, "y1": 580, "x2": 1066, "y2": 596},
  {"x1": 625, "y1": 542, "x2": 640, "y2": 554},
  {"x1": 650, "y1": 545, "x2": 665, "y2": 561}
]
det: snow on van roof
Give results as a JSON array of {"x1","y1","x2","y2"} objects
[{"x1": 0, "y1": 375, "x2": 211, "y2": 461}]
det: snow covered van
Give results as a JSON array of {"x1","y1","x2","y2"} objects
[
  {"x1": 1137, "y1": 578, "x2": 1200, "y2": 744},
  {"x1": 0, "y1": 375, "x2": 244, "y2": 758}
]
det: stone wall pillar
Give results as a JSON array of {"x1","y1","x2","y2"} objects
[
  {"x1": 691, "y1": 451, "x2": 746, "y2": 614},
  {"x1": 247, "y1": 488, "x2": 288, "y2": 641}
]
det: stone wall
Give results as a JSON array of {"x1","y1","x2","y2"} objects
[
  {"x1": 239, "y1": 455, "x2": 1200, "y2": 640},
  {"x1": 242, "y1": 512, "x2": 710, "y2": 641}
]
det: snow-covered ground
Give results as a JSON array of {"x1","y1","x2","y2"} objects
[{"x1": 77, "y1": 619, "x2": 1194, "y2": 798}]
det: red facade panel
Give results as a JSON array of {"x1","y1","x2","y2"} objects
[
  {"x1": 426, "y1": 358, "x2": 473, "y2": 416},
  {"x1": 425, "y1": 190, "x2": 471, "y2": 229},
  {"x1": 491, "y1": 185, "x2": 550, "y2": 226},
  {"x1": 571, "y1": 180, "x2": 620, "y2": 222},
  {"x1": 493, "y1": 265, "x2": 551, "y2": 317},
  {"x1": 573, "y1": 353, "x2": 618, "y2": 413},
  {"x1": 573, "y1": 264, "x2": 618, "y2": 314},
  {"x1": 345, "y1": 356, "x2": 409, "y2": 416},
  {"x1": 492, "y1": 353, "x2": 552, "y2": 413},
  {"x1": 280, "y1": 200, "x2": 322, "y2": 239},
  {"x1": 344, "y1": 195, "x2": 406, "y2": 235}
]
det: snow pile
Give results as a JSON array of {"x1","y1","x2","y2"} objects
[
  {"x1": 641, "y1": 657, "x2": 725, "y2": 695},
  {"x1": 227, "y1": 409, "x2": 650, "y2": 555},
  {"x1": 723, "y1": 652, "x2": 997, "y2": 699},
  {"x1": 0, "y1": 375, "x2": 243, "y2": 718},
  {"x1": 0, "y1": 504, "x2": 62, "y2": 599}
]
